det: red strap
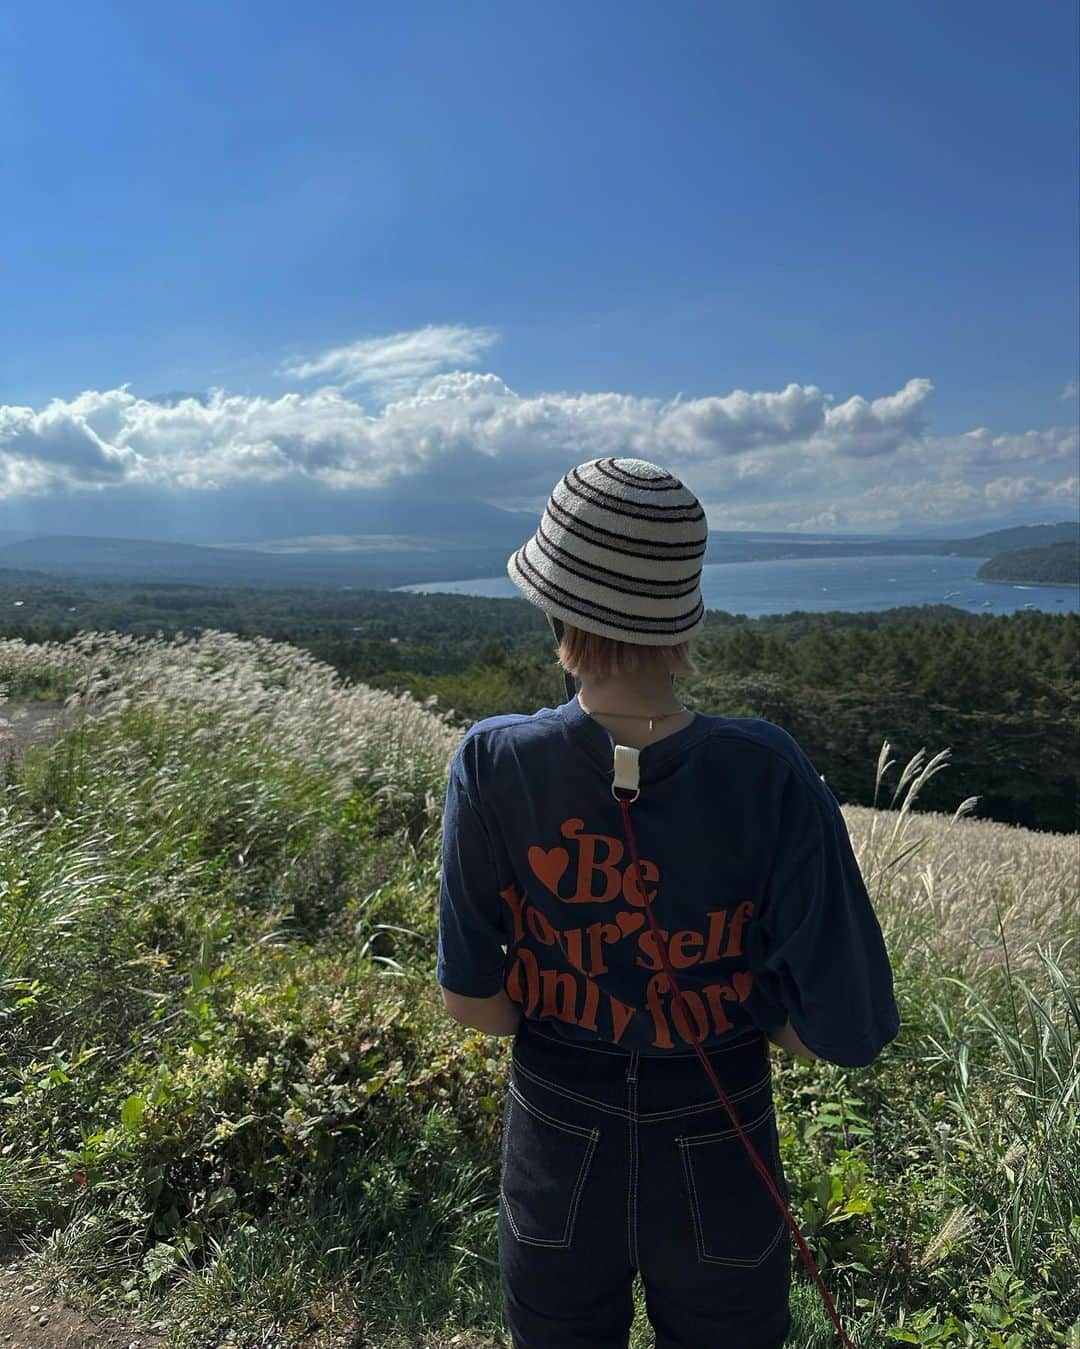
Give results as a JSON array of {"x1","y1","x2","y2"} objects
[{"x1": 617, "y1": 792, "x2": 856, "y2": 1349}]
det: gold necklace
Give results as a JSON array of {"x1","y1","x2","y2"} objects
[{"x1": 579, "y1": 700, "x2": 690, "y2": 733}]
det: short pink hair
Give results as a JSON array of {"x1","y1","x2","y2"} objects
[{"x1": 552, "y1": 619, "x2": 699, "y2": 680}]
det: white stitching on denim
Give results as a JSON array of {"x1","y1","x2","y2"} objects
[
  {"x1": 499, "y1": 1096, "x2": 600, "y2": 1248},
  {"x1": 526, "y1": 1024, "x2": 763, "y2": 1058},
  {"x1": 513, "y1": 1059, "x2": 770, "y2": 1121},
  {"x1": 677, "y1": 1134, "x2": 706, "y2": 1263},
  {"x1": 680, "y1": 1135, "x2": 783, "y2": 1268},
  {"x1": 564, "y1": 1130, "x2": 598, "y2": 1247},
  {"x1": 677, "y1": 1099, "x2": 775, "y2": 1146},
  {"x1": 528, "y1": 1030, "x2": 635, "y2": 1056},
  {"x1": 629, "y1": 1076, "x2": 639, "y2": 1267},
  {"x1": 513, "y1": 1060, "x2": 629, "y2": 1118},
  {"x1": 501, "y1": 1181, "x2": 524, "y2": 1241},
  {"x1": 635, "y1": 1073, "x2": 772, "y2": 1122},
  {"x1": 507, "y1": 1080, "x2": 599, "y2": 1139},
  {"x1": 626, "y1": 1100, "x2": 633, "y2": 1266},
  {"x1": 511, "y1": 1058, "x2": 773, "y2": 1122},
  {"x1": 625, "y1": 1052, "x2": 635, "y2": 1267},
  {"x1": 676, "y1": 1109, "x2": 787, "y2": 1267}
]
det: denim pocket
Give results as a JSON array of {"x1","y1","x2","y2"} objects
[
  {"x1": 500, "y1": 1082, "x2": 600, "y2": 1249},
  {"x1": 676, "y1": 1102, "x2": 788, "y2": 1267}
]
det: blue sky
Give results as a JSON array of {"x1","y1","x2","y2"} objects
[{"x1": 1, "y1": 0, "x2": 1077, "y2": 540}]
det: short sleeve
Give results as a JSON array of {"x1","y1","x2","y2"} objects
[
  {"x1": 436, "y1": 745, "x2": 511, "y2": 998},
  {"x1": 750, "y1": 762, "x2": 900, "y2": 1067}
]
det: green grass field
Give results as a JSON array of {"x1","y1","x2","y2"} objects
[{"x1": 0, "y1": 630, "x2": 1076, "y2": 1348}]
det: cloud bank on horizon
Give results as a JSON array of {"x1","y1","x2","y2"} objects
[{"x1": 1, "y1": 324, "x2": 1076, "y2": 536}]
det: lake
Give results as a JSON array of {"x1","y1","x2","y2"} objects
[{"x1": 395, "y1": 552, "x2": 1080, "y2": 618}]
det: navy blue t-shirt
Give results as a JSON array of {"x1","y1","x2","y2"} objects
[{"x1": 436, "y1": 694, "x2": 900, "y2": 1065}]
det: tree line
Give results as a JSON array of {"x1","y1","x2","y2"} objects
[{"x1": 2, "y1": 576, "x2": 1075, "y2": 833}]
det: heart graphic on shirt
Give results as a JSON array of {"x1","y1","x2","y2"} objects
[
  {"x1": 528, "y1": 845, "x2": 569, "y2": 896},
  {"x1": 732, "y1": 969, "x2": 753, "y2": 1001},
  {"x1": 614, "y1": 910, "x2": 645, "y2": 937}
]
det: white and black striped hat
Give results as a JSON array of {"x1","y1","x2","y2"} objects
[{"x1": 506, "y1": 457, "x2": 707, "y2": 646}]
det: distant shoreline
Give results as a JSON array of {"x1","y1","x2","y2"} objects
[{"x1": 978, "y1": 577, "x2": 1079, "y2": 590}]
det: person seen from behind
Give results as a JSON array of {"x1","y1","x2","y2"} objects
[{"x1": 436, "y1": 457, "x2": 900, "y2": 1349}]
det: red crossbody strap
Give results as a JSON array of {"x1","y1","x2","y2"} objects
[{"x1": 613, "y1": 752, "x2": 856, "y2": 1349}]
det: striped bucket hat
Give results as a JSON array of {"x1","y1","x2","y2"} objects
[{"x1": 506, "y1": 457, "x2": 708, "y2": 646}]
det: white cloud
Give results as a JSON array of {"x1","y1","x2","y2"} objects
[
  {"x1": 0, "y1": 393, "x2": 138, "y2": 478},
  {"x1": 953, "y1": 425, "x2": 1079, "y2": 467},
  {"x1": 659, "y1": 382, "x2": 827, "y2": 455},
  {"x1": 817, "y1": 377, "x2": 933, "y2": 457},
  {"x1": 1, "y1": 328, "x2": 1077, "y2": 533},
  {"x1": 278, "y1": 323, "x2": 497, "y2": 401},
  {"x1": 1061, "y1": 378, "x2": 1079, "y2": 401}
]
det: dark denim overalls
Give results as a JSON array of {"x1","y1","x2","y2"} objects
[{"x1": 498, "y1": 1016, "x2": 793, "y2": 1349}]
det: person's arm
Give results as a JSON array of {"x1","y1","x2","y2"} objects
[
  {"x1": 441, "y1": 987, "x2": 522, "y2": 1037},
  {"x1": 766, "y1": 1016, "x2": 819, "y2": 1061},
  {"x1": 437, "y1": 741, "x2": 520, "y2": 1032},
  {"x1": 748, "y1": 749, "x2": 901, "y2": 1069}
]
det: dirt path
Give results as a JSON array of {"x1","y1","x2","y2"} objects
[
  {"x1": 0, "y1": 1254, "x2": 166, "y2": 1348},
  {"x1": 0, "y1": 701, "x2": 168, "y2": 1348},
  {"x1": 0, "y1": 699, "x2": 69, "y2": 767},
  {"x1": 0, "y1": 701, "x2": 504, "y2": 1348}
]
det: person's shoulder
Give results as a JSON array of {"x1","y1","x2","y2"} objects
[
  {"x1": 702, "y1": 713, "x2": 805, "y2": 768},
  {"x1": 452, "y1": 705, "x2": 563, "y2": 765},
  {"x1": 702, "y1": 715, "x2": 834, "y2": 801},
  {"x1": 463, "y1": 705, "x2": 561, "y2": 743}
]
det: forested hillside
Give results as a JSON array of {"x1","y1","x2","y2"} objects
[
  {"x1": 977, "y1": 541, "x2": 1080, "y2": 586},
  {"x1": 3, "y1": 583, "x2": 1076, "y2": 832}
]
